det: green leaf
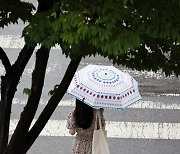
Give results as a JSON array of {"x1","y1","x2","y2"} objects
[{"x1": 23, "y1": 88, "x2": 31, "y2": 96}]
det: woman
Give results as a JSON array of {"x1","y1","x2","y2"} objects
[{"x1": 67, "y1": 99, "x2": 105, "y2": 154}]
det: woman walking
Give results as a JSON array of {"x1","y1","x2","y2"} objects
[{"x1": 67, "y1": 99, "x2": 105, "y2": 154}]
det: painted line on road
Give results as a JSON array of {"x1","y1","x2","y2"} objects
[
  {"x1": 12, "y1": 98, "x2": 180, "y2": 110},
  {"x1": 1, "y1": 35, "x2": 180, "y2": 81},
  {"x1": 10, "y1": 119, "x2": 180, "y2": 139},
  {"x1": 0, "y1": 35, "x2": 61, "y2": 49},
  {"x1": 141, "y1": 92, "x2": 180, "y2": 97},
  {"x1": 0, "y1": 35, "x2": 25, "y2": 49}
]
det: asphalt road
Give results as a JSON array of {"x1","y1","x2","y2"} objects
[{"x1": 0, "y1": 19, "x2": 180, "y2": 154}]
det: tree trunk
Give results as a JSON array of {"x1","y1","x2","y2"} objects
[
  {"x1": 0, "y1": 45, "x2": 35, "y2": 154},
  {"x1": 0, "y1": 76, "x2": 15, "y2": 154},
  {"x1": 22, "y1": 56, "x2": 82, "y2": 153},
  {"x1": 6, "y1": 47, "x2": 50, "y2": 154},
  {"x1": 0, "y1": 0, "x2": 54, "y2": 153}
]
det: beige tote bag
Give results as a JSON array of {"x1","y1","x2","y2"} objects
[{"x1": 92, "y1": 110, "x2": 110, "y2": 154}]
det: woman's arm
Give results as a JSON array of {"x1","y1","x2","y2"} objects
[{"x1": 67, "y1": 110, "x2": 76, "y2": 135}]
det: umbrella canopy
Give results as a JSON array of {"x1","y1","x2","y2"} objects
[{"x1": 67, "y1": 65, "x2": 141, "y2": 109}]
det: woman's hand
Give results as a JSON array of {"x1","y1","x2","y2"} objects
[{"x1": 69, "y1": 128, "x2": 76, "y2": 135}]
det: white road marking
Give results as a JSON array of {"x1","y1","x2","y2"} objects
[
  {"x1": 141, "y1": 92, "x2": 180, "y2": 97},
  {"x1": 12, "y1": 98, "x2": 180, "y2": 110},
  {"x1": 10, "y1": 119, "x2": 180, "y2": 139},
  {"x1": 1, "y1": 34, "x2": 180, "y2": 80},
  {"x1": 2, "y1": 35, "x2": 180, "y2": 141},
  {"x1": 0, "y1": 35, "x2": 25, "y2": 49},
  {"x1": 0, "y1": 35, "x2": 61, "y2": 49}
]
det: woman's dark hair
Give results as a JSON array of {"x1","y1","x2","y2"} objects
[{"x1": 74, "y1": 99, "x2": 94, "y2": 129}]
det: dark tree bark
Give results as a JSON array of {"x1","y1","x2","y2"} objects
[
  {"x1": 6, "y1": 47, "x2": 50, "y2": 154},
  {"x1": 37, "y1": 0, "x2": 54, "y2": 12},
  {"x1": 1, "y1": 0, "x2": 80, "y2": 153},
  {"x1": 0, "y1": 47, "x2": 11, "y2": 71},
  {"x1": 0, "y1": 45, "x2": 35, "y2": 154},
  {"x1": 0, "y1": 1, "x2": 54, "y2": 153},
  {"x1": 22, "y1": 56, "x2": 82, "y2": 153}
]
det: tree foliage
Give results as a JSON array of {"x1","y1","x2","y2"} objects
[
  {"x1": 0, "y1": 0, "x2": 35, "y2": 27},
  {"x1": 1, "y1": 0, "x2": 180, "y2": 75},
  {"x1": 22, "y1": 0, "x2": 180, "y2": 76}
]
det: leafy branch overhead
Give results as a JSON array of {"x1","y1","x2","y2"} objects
[
  {"x1": 21, "y1": 0, "x2": 180, "y2": 76},
  {"x1": 1, "y1": 0, "x2": 179, "y2": 76},
  {"x1": 0, "y1": 0, "x2": 35, "y2": 27}
]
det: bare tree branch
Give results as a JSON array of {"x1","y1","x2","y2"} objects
[
  {"x1": 13, "y1": 44, "x2": 35, "y2": 75},
  {"x1": 0, "y1": 44, "x2": 35, "y2": 154},
  {"x1": 7, "y1": 46, "x2": 50, "y2": 153},
  {"x1": 22, "y1": 56, "x2": 82, "y2": 153},
  {"x1": 0, "y1": 47, "x2": 11, "y2": 72}
]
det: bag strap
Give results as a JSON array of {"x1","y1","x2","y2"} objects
[{"x1": 94, "y1": 110, "x2": 102, "y2": 130}]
